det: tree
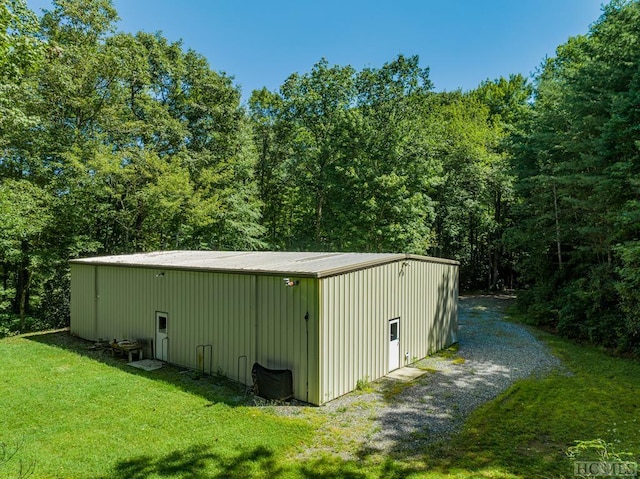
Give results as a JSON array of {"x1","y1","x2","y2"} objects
[
  {"x1": 0, "y1": 180, "x2": 51, "y2": 326},
  {"x1": 0, "y1": 0, "x2": 265, "y2": 332},
  {"x1": 277, "y1": 58, "x2": 359, "y2": 249},
  {"x1": 0, "y1": 0, "x2": 42, "y2": 135},
  {"x1": 472, "y1": 74, "x2": 532, "y2": 289},
  {"x1": 510, "y1": 0, "x2": 640, "y2": 351},
  {"x1": 351, "y1": 55, "x2": 437, "y2": 253},
  {"x1": 0, "y1": 0, "x2": 46, "y2": 326},
  {"x1": 250, "y1": 55, "x2": 439, "y2": 254}
]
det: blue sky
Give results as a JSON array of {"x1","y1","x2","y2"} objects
[{"x1": 27, "y1": 0, "x2": 605, "y2": 103}]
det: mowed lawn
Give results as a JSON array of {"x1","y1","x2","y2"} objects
[
  {"x1": 423, "y1": 330, "x2": 640, "y2": 478},
  {"x1": 2, "y1": 319, "x2": 640, "y2": 479},
  {"x1": 0, "y1": 332, "x2": 315, "y2": 478}
]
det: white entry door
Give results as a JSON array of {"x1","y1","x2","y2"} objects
[
  {"x1": 156, "y1": 312, "x2": 168, "y2": 361},
  {"x1": 389, "y1": 318, "x2": 400, "y2": 371}
]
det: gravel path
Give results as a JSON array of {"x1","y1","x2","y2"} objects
[
  {"x1": 283, "y1": 295, "x2": 565, "y2": 459},
  {"x1": 365, "y1": 295, "x2": 564, "y2": 456}
]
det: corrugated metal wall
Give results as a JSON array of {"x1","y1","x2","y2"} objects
[
  {"x1": 255, "y1": 276, "x2": 319, "y2": 404},
  {"x1": 317, "y1": 259, "x2": 458, "y2": 404},
  {"x1": 70, "y1": 264, "x2": 97, "y2": 340},
  {"x1": 71, "y1": 257, "x2": 457, "y2": 406},
  {"x1": 151, "y1": 269, "x2": 256, "y2": 382},
  {"x1": 318, "y1": 262, "x2": 402, "y2": 404},
  {"x1": 70, "y1": 264, "x2": 320, "y2": 401},
  {"x1": 400, "y1": 259, "x2": 459, "y2": 360},
  {"x1": 92, "y1": 266, "x2": 155, "y2": 343},
  {"x1": 71, "y1": 265, "x2": 257, "y2": 384}
]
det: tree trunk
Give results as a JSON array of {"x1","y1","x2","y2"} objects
[
  {"x1": 491, "y1": 189, "x2": 502, "y2": 290},
  {"x1": 19, "y1": 269, "x2": 32, "y2": 331},
  {"x1": 13, "y1": 241, "x2": 31, "y2": 330},
  {"x1": 552, "y1": 182, "x2": 563, "y2": 269},
  {"x1": 315, "y1": 189, "x2": 324, "y2": 247},
  {"x1": 2, "y1": 259, "x2": 7, "y2": 292}
]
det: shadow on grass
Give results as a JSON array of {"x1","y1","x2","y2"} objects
[
  {"x1": 95, "y1": 443, "x2": 426, "y2": 479},
  {"x1": 25, "y1": 330, "x2": 251, "y2": 407},
  {"x1": 94, "y1": 444, "x2": 279, "y2": 479},
  {"x1": 299, "y1": 455, "x2": 428, "y2": 479}
]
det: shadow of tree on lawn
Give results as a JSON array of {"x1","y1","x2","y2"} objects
[
  {"x1": 25, "y1": 330, "x2": 250, "y2": 407},
  {"x1": 95, "y1": 444, "x2": 282, "y2": 479},
  {"x1": 298, "y1": 455, "x2": 425, "y2": 479},
  {"x1": 93, "y1": 443, "x2": 428, "y2": 479}
]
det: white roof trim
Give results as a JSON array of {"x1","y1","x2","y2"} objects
[{"x1": 70, "y1": 250, "x2": 459, "y2": 278}]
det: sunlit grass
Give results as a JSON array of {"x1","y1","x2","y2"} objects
[
  {"x1": 0, "y1": 333, "x2": 312, "y2": 478},
  {"x1": 2, "y1": 321, "x2": 639, "y2": 478},
  {"x1": 422, "y1": 328, "x2": 640, "y2": 478}
]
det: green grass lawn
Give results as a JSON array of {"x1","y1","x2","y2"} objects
[
  {"x1": 0, "y1": 332, "x2": 315, "y2": 478},
  {"x1": 419, "y1": 326, "x2": 640, "y2": 478},
  {"x1": 1, "y1": 321, "x2": 639, "y2": 478}
]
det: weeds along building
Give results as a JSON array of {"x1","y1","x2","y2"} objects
[{"x1": 70, "y1": 251, "x2": 459, "y2": 405}]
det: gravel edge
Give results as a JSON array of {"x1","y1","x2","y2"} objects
[{"x1": 267, "y1": 295, "x2": 565, "y2": 460}]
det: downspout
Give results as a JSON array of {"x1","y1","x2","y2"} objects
[
  {"x1": 94, "y1": 266, "x2": 99, "y2": 340},
  {"x1": 253, "y1": 274, "x2": 258, "y2": 373},
  {"x1": 305, "y1": 311, "x2": 309, "y2": 403},
  {"x1": 553, "y1": 182, "x2": 563, "y2": 270}
]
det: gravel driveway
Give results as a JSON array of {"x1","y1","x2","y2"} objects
[{"x1": 288, "y1": 295, "x2": 564, "y2": 459}]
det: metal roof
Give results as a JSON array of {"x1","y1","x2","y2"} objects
[{"x1": 70, "y1": 250, "x2": 458, "y2": 278}]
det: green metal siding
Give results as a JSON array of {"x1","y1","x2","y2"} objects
[
  {"x1": 400, "y1": 259, "x2": 459, "y2": 361},
  {"x1": 70, "y1": 264, "x2": 97, "y2": 340},
  {"x1": 94, "y1": 266, "x2": 154, "y2": 343},
  {"x1": 71, "y1": 265, "x2": 256, "y2": 384},
  {"x1": 71, "y1": 254, "x2": 457, "y2": 406},
  {"x1": 319, "y1": 263, "x2": 402, "y2": 403},
  {"x1": 70, "y1": 264, "x2": 320, "y2": 402},
  {"x1": 318, "y1": 259, "x2": 458, "y2": 404},
  {"x1": 152, "y1": 269, "x2": 256, "y2": 380},
  {"x1": 255, "y1": 276, "x2": 319, "y2": 404}
]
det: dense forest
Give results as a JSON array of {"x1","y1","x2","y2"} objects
[{"x1": 1, "y1": 0, "x2": 638, "y2": 354}]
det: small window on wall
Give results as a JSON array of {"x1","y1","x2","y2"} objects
[
  {"x1": 390, "y1": 320, "x2": 399, "y2": 342},
  {"x1": 158, "y1": 315, "x2": 167, "y2": 333}
]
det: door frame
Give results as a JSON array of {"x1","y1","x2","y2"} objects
[
  {"x1": 155, "y1": 311, "x2": 169, "y2": 361},
  {"x1": 388, "y1": 317, "x2": 400, "y2": 371}
]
